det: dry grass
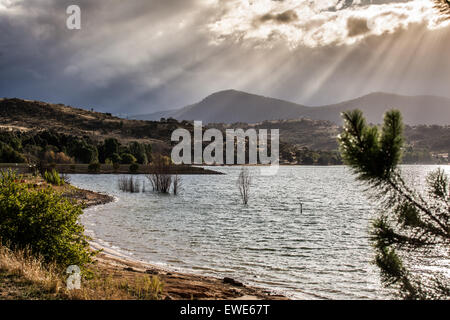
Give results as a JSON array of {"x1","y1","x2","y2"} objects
[
  {"x1": 68, "y1": 272, "x2": 164, "y2": 300},
  {"x1": 0, "y1": 245, "x2": 163, "y2": 300},
  {"x1": 0, "y1": 246, "x2": 62, "y2": 299}
]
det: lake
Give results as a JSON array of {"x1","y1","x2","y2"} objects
[{"x1": 69, "y1": 165, "x2": 450, "y2": 299}]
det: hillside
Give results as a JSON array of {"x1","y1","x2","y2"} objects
[
  {"x1": 0, "y1": 98, "x2": 190, "y2": 154},
  {"x1": 1, "y1": 98, "x2": 449, "y2": 165},
  {"x1": 134, "y1": 90, "x2": 450, "y2": 126},
  {"x1": 211, "y1": 118, "x2": 341, "y2": 151}
]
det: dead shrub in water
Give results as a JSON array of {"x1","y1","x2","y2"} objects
[
  {"x1": 237, "y1": 167, "x2": 252, "y2": 205},
  {"x1": 118, "y1": 176, "x2": 141, "y2": 193},
  {"x1": 172, "y1": 174, "x2": 182, "y2": 195},
  {"x1": 146, "y1": 155, "x2": 173, "y2": 194}
]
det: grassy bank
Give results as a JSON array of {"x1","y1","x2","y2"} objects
[
  {"x1": 0, "y1": 170, "x2": 163, "y2": 300},
  {"x1": 0, "y1": 245, "x2": 164, "y2": 300}
]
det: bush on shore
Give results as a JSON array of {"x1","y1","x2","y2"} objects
[
  {"x1": 0, "y1": 170, "x2": 93, "y2": 268},
  {"x1": 88, "y1": 162, "x2": 101, "y2": 173},
  {"x1": 129, "y1": 163, "x2": 139, "y2": 173},
  {"x1": 43, "y1": 169, "x2": 64, "y2": 186},
  {"x1": 0, "y1": 170, "x2": 164, "y2": 300}
]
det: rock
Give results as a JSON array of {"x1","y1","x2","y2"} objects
[
  {"x1": 229, "y1": 288, "x2": 242, "y2": 294},
  {"x1": 223, "y1": 277, "x2": 244, "y2": 287},
  {"x1": 123, "y1": 267, "x2": 135, "y2": 272},
  {"x1": 145, "y1": 269, "x2": 159, "y2": 275}
]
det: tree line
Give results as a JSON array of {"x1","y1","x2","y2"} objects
[{"x1": 0, "y1": 130, "x2": 152, "y2": 165}]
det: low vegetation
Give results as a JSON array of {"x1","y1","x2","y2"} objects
[
  {"x1": 88, "y1": 162, "x2": 101, "y2": 173},
  {"x1": 43, "y1": 169, "x2": 64, "y2": 186},
  {"x1": 0, "y1": 170, "x2": 164, "y2": 300},
  {"x1": 0, "y1": 245, "x2": 164, "y2": 300},
  {"x1": 129, "y1": 163, "x2": 139, "y2": 173},
  {"x1": 0, "y1": 170, "x2": 92, "y2": 268}
]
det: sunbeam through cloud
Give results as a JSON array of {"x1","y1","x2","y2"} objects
[{"x1": 208, "y1": 0, "x2": 450, "y2": 48}]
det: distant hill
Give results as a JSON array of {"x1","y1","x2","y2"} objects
[
  {"x1": 314, "y1": 92, "x2": 450, "y2": 125},
  {"x1": 134, "y1": 90, "x2": 450, "y2": 125},
  {"x1": 134, "y1": 90, "x2": 311, "y2": 124}
]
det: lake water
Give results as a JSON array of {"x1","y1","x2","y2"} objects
[{"x1": 69, "y1": 165, "x2": 450, "y2": 299}]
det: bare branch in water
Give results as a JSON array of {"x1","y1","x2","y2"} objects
[{"x1": 237, "y1": 167, "x2": 252, "y2": 205}]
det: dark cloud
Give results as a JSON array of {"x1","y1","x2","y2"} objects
[
  {"x1": 347, "y1": 17, "x2": 370, "y2": 37},
  {"x1": 259, "y1": 10, "x2": 298, "y2": 24},
  {"x1": 1, "y1": 0, "x2": 450, "y2": 115}
]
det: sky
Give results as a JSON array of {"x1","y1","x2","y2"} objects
[{"x1": 0, "y1": 0, "x2": 450, "y2": 114}]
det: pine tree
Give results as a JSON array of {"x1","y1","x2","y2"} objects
[{"x1": 338, "y1": 109, "x2": 449, "y2": 299}]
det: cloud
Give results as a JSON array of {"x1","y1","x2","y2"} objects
[
  {"x1": 347, "y1": 17, "x2": 370, "y2": 36},
  {"x1": 259, "y1": 9, "x2": 298, "y2": 24},
  {"x1": 208, "y1": 0, "x2": 450, "y2": 48},
  {"x1": 0, "y1": 0, "x2": 450, "y2": 115}
]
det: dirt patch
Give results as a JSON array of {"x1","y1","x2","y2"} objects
[{"x1": 93, "y1": 252, "x2": 287, "y2": 300}]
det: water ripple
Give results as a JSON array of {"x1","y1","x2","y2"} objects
[{"x1": 70, "y1": 165, "x2": 450, "y2": 299}]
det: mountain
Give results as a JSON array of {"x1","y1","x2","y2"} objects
[
  {"x1": 313, "y1": 92, "x2": 450, "y2": 125},
  {"x1": 134, "y1": 90, "x2": 311, "y2": 123},
  {"x1": 134, "y1": 90, "x2": 450, "y2": 125}
]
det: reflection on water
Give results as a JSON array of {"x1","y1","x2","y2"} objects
[{"x1": 69, "y1": 165, "x2": 450, "y2": 299}]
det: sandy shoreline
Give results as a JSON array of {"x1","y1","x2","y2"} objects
[{"x1": 78, "y1": 184, "x2": 287, "y2": 300}]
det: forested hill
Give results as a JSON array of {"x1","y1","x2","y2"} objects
[
  {"x1": 0, "y1": 98, "x2": 186, "y2": 145},
  {"x1": 1, "y1": 98, "x2": 449, "y2": 165}
]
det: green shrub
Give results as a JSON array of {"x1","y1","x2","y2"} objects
[
  {"x1": 0, "y1": 141, "x2": 27, "y2": 163},
  {"x1": 43, "y1": 169, "x2": 63, "y2": 186},
  {"x1": 129, "y1": 163, "x2": 139, "y2": 173},
  {"x1": 88, "y1": 162, "x2": 101, "y2": 173},
  {"x1": 121, "y1": 153, "x2": 137, "y2": 165},
  {"x1": 0, "y1": 170, "x2": 93, "y2": 268},
  {"x1": 113, "y1": 162, "x2": 120, "y2": 173},
  {"x1": 110, "y1": 153, "x2": 122, "y2": 164}
]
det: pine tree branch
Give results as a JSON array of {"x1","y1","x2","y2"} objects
[{"x1": 387, "y1": 175, "x2": 449, "y2": 238}]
